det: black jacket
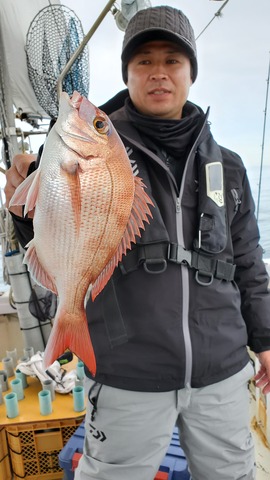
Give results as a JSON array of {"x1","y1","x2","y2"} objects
[{"x1": 12, "y1": 91, "x2": 270, "y2": 392}]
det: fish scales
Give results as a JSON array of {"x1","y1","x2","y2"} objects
[{"x1": 9, "y1": 91, "x2": 153, "y2": 375}]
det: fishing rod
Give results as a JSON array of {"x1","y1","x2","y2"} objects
[
  {"x1": 256, "y1": 52, "x2": 270, "y2": 222},
  {"x1": 196, "y1": 0, "x2": 230, "y2": 40},
  {"x1": 57, "y1": 0, "x2": 116, "y2": 101},
  {"x1": 56, "y1": 0, "x2": 152, "y2": 100}
]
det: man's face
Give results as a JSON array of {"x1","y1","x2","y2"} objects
[{"x1": 126, "y1": 40, "x2": 193, "y2": 119}]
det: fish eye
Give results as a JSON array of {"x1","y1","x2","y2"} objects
[{"x1": 93, "y1": 116, "x2": 110, "y2": 135}]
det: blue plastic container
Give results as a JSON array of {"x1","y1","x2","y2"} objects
[
  {"x1": 59, "y1": 423, "x2": 84, "y2": 480},
  {"x1": 59, "y1": 424, "x2": 190, "y2": 480}
]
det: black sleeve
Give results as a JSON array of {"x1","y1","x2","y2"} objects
[
  {"x1": 10, "y1": 213, "x2": 34, "y2": 249},
  {"x1": 231, "y1": 168, "x2": 270, "y2": 353},
  {"x1": 10, "y1": 119, "x2": 57, "y2": 249}
]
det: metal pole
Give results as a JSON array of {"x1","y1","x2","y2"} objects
[
  {"x1": 256, "y1": 52, "x2": 270, "y2": 221},
  {"x1": 57, "y1": 0, "x2": 116, "y2": 100},
  {"x1": 0, "y1": 38, "x2": 20, "y2": 167}
]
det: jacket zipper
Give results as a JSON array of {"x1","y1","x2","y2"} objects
[
  {"x1": 174, "y1": 194, "x2": 192, "y2": 386},
  {"x1": 118, "y1": 110, "x2": 210, "y2": 387},
  {"x1": 176, "y1": 109, "x2": 210, "y2": 387}
]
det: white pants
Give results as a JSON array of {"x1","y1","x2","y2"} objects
[{"x1": 74, "y1": 361, "x2": 255, "y2": 480}]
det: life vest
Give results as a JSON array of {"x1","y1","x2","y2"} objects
[{"x1": 111, "y1": 110, "x2": 235, "y2": 287}]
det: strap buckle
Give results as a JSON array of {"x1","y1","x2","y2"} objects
[{"x1": 167, "y1": 243, "x2": 192, "y2": 266}]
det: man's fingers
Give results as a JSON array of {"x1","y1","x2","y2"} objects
[
  {"x1": 254, "y1": 366, "x2": 270, "y2": 394},
  {"x1": 13, "y1": 153, "x2": 36, "y2": 178},
  {"x1": 4, "y1": 154, "x2": 36, "y2": 217}
]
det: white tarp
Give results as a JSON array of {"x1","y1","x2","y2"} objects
[{"x1": 0, "y1": 0, "x2": 60, "y2": 118}]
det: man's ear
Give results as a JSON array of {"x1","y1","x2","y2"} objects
[{"x1": 190, "y1": 64, "x2": 194, "y2": 85}]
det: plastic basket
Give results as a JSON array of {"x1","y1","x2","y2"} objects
[
  {"x1": 59, "y1": 423, "x2": 190, "y2": 480},
  {"x1": 6, "y1": 416, "x2": 84, "y2": 480},
  {"x1": 0, "y1": 427, "x2": 12, "y2": 480},
  {"x1": 59, "y1": 422, "x2": 84, "y2": 479}
]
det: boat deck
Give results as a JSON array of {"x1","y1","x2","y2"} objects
[{"x1": 250, "y1": 394, "x2": 270, "y2": 479}]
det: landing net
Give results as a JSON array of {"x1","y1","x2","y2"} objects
[{"x1": 25, "y1": 4, "x2": 89, "y2": 119}]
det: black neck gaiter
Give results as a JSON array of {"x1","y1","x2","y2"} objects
[
  {"x1": 124, "y1": 98, "x2": 206, "y2": 187},
  {"x1": 124, "y1": 98, "x2": 204, "y2": 158}
]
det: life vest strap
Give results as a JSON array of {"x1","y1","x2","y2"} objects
[{"x1": 118, "y1": 243, "x2": 235, "y2": 284}]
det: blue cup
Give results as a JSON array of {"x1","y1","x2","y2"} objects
[
  {"x1": 42, "y1": 379, "x2": 55, "y2": 401},
  {"x1": 15, "y1": 369, "x2": 28, "y2": 389},
  {"x1": 19, "y1": 355, "x2": 30, "y2": 364},
  {"x1": 73, "y1": 385, "x2": 85, "y2": 412},
  {"x1": 76, "y1": 361, "x2": 85, "y2": 380},
  {"x1": 4, "y1": 392, "x2": 19, "y2": 418},
  {"x1": 23, "y1": 346, "x2": 34, "y2": 359},
  {"x1": 0, "y1": 370, "x2": 8, "y2": 392},
  {"x1": 11, "y1": 378, "x2": 24, "y2": 400},
  {"x1": 38, "y1": 390, "x2": 52, "y2": 415},
  {"x1": 2, "y1": 357, "x2": 14, "y2": 377},
  {"x1": 6, "y1": 348, "x2": 17, "y2": 366}
]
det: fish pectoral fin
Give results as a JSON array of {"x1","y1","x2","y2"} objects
[
  {"x1": 9, "y1": 169, "x2": 40, "y2": 215},
  {"x1": 91, "y1": 175, "x2": 153, "y2": 301},
  {"x1": 24, "y1": 240, "x2": 58, "y2": 294},
  {"x1": 61, "y1": 167, "x2": 81, "y2": 232}
]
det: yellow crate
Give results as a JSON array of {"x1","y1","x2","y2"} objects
[
  {"x1": 0, "y1": 427, "x2": 12, "y2": 480},
  {"x1": 6, "y1": 416, "x2": 84, "y2": 480}
]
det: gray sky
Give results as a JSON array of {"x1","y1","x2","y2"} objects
[{"x1": 63, "y1": 0, "x2": 270, "y2": 170}]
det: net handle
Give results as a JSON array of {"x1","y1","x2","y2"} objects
[{"x1": 57, "y1": 0, "x2": 116, "y2": 100}]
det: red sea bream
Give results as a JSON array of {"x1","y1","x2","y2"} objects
[{"x1": 9, "y1": 91, "x2": 153, "y2": 375}]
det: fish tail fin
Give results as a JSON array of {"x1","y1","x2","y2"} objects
[{"x1": 44, "y1": 309, "x2": 96, "y2": 376}]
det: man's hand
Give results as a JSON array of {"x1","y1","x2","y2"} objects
[
  {"x1": 4, "y1": 153, "x2": 36, "y2": 217},
  {"x1": 254, "y1": 351, "x2": 270, "y2": 395}
]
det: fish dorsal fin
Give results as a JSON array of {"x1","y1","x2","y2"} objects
[
  {"x1": 24, "y1": 240, "x2": 58, "y2": 295},
  {"x1": 91, "y1": 176, "x2": 153, "y2": 301},
  {"x1": 9, "y1": 169, "x2": 40, "y2": 215}
]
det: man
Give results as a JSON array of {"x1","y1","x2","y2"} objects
[{"x1": 5, "y1": 6, "x2": 270, "y2": 480}]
